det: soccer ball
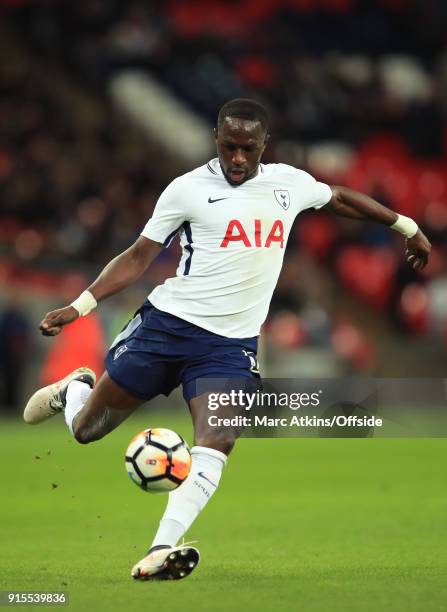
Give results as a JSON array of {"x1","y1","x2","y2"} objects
[{"x1": 125, "y1": 428, "x2": 192, "y2": 493}]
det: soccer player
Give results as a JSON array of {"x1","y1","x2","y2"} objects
[{"x1": 24, "y1": 98, "x2": 431, "y2": 581}]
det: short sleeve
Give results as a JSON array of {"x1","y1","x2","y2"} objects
[
  {"x1": 293, "y1": 169, "x2": 333, "y2": 212},
  {"x1": 311, "y1": 181, "x2": 333, "y2": 210},
  {"x1": 141, "y1": 178, "x2": 187, "y2": 247}
]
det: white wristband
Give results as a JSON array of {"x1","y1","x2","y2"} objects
[
  {"x1": 70, "y1": 290, "x2": 97, "y2": 316},
  {"x1": 390, "y1": 214, "x2": 418, "y2": 238}
]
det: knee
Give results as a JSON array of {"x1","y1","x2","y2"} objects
[{"x1": 72, "y1": 422, "x2": 98, "y2": 445}]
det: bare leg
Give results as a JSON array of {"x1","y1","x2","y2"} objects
[
  {"x1": 72, "y1": 372, "x2": 142, "y2": 444},
  {"x1": 189, "y1": 391, "x2": 243, "y2": 455}
]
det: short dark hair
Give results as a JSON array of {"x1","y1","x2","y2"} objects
[{"x1": 217, "y1": 98, "x2": 269, "y2": 132}]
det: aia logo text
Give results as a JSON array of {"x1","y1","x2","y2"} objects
[{"x1": 220, "y1": 219, "x2": 284, "y2": 248}]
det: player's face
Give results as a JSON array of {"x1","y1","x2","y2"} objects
[{"x1": 214, "y1": 117, "x2": 269, "y2": 186}]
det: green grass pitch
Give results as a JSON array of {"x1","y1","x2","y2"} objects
[{"x1": 1, "y1": 409, "x2": 446, "y2": 612}]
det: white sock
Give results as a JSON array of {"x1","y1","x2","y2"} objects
[
  {"x1": 150, "y1": 445, "x2": 227, "y2": 549},
  {"x1": 64, "y1": 380, "x2": 92, "y2": 435}
]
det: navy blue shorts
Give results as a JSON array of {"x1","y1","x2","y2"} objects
[{"x1": 104, "y1": 301, "x2": 261, "y2": 402}]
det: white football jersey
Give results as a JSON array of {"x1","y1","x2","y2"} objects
[{"x1": 141, "y1": 158, "x2": 332, "y2": 338}]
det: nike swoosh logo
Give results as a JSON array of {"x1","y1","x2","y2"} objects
[
  {"x1": 208, "y1": 197, "x2": 229, "y2": 204},
  {"x1": 197, "y1": 472, "x2": 217, "y2": 487}
]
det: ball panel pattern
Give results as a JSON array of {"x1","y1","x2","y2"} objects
[{"x1": 124, "y1": 427, "x2": 191, "y2": 493}]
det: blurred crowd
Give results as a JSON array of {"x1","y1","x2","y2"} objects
[
  {"x1": 0, "y1": 293, "x2": 31, "y2": 411},
  {"x1": 1, "y1": 0, "x2": 447, "y2": 399}
]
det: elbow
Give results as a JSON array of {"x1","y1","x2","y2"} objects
[
  {"x1": 330, "y1": 186, "x2": 342, "y2": 200},
  {"x1": 328, "y1": 187, "x2": 346, "y2": 214}
]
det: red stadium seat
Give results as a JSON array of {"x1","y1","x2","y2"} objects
[
  {"x1": 295, "y1": 214, "x2": 337, "y2": 261},
  {"x1": 331, "y1": 320, "x2": 376, "y2": 370},
  {"x1": 336, "y1": 245, "x2": 398, "y2": 309},
  {"x1": 268, "y1": 311, "x2": 308, "y2": 349},
  {"x1": 399, "y1": 283, "x2": 429, "y2": 334}
]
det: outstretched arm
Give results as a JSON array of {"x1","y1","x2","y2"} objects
[
  {"x1": 326, "y1": 185, "x2": 431, "y2": 271},
  {"x1": 40, "y1": 236, "x2": 162, "y2": 336}
]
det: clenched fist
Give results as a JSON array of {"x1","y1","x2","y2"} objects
[
  {"x1": 40, "y1": 306, "x2": 79, "y2": 336},
  {"x1": 406, "y1": 229, "x2": 431, "y2": 271}
]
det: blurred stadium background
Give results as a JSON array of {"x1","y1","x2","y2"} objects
[{"x1": 1, "y1": 0, "x2": 447, "y2": 414}]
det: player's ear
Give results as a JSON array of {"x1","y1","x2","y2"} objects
[
  {"x1": 214, "y1": 127, "x2": 218, "y2": 141},
  {"x1": 264, "y1": 132, "x2": 270, "y2": 146}
]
